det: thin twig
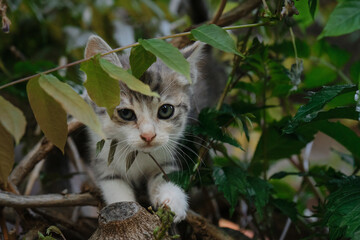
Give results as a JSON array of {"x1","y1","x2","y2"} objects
[
  {"x1": 148, "y1": 153, "x2": 170, "y2": 182},
  {"x1": 24, "y1": 159, "x2": 45, "y2": 195},
  {"x1": 211, "y1": 0, "x2": 228, "y2": 24},
  {"x1": 289, "y1": 156, "x2": 324, "y2": 202},
  {"x1": 0, "y1": 192, "x2": 98, "y2": 208}
]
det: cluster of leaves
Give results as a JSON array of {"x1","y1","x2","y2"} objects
[
  {"x1": 169, "y1": 0, "x2": 360, "y2": 239},
  {"x1": 1, "y1": 0, "x2": 360, "y2": 239},
  {"x1": 0, "y1": 23, "x2": 241, "y2": 186}
]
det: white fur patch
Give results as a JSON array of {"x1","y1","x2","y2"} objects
[
  {"x1": 99, "y1": 180, "x2": 136, "y2": 204},
  {"x1": 151, "y1": 182, "x2": 188, "y2": 223}
]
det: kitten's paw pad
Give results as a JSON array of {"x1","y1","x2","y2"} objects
[{"x1": 154, "y1": 182, "x2": 188, "y2": 223}]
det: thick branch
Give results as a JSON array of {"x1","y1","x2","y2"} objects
[
  {"x1": 0, "y1": 192, "x2": 97, "y2": 208},
  {"x1": 217, "y1": 0, "x2": 262, "y2": 27},
  {"x1": 10, "y1": 121, "x2": 84, "y2": 186},
  {"x1": 186, "y1": 210, "x2": 235, "y2": 240}
]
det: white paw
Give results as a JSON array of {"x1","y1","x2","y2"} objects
[{"x1": 152, "y1": 182, "x2": 188, "y2": 223}]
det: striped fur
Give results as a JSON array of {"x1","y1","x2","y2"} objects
[{"x1": 84, "y1": 35, "x2": 204, "y2": 222}]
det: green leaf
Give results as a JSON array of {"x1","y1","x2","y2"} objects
[
  {"x1": 46, "y1": 226, "x2": 63, "y2": 236},
  {"x1": 0, "y1": 95, "x2": 26, "y2": 144},
  {"x1": 283, "y1": 85, "x2": 356, "y2": 134},
  {"x1": 0, "y1": 123, "x2": 14, "y2": 187},
  {"x1": 191, "y1": 24, "x2": 244, "y2": 58},
  {"x1": 99, "y1": 58, "x2": 160, "y2": 98},
  {"x1": 38, "y1": 232, "x2": 45, "y2": 239},
  {"x1": 190, "y1": 108, "x2": 242, "y2": 149},
  {"x1": 27, "y1": 77, "x2": 67, "y2": 152},
  {"x1": 303, "y1": 66, "x2": 337, "y2": 88},
  {"x1": 320, "y1": 177, "x2": 360, "y2": 239},
  {"x1": 247, "y1": 177, "x2": 272, "y2": 218},
  {"x1": 213, "y1": 166, "x2": 249, "y2": 215},
  {"x1": 319, "y1": 0, "x2": 360, "y2": 38},
  {"x1": 299, "y1": 120, "x2": 360, "y2": 160},
  {"x1": 130, "y1": 45, "x2": 156, "y2": 79},
  {"x1": 38, "y1": 74, "x2": 104, "y2": 138},
  {"x1": 138, "y1": 38, "x2": 191, "y2": 82},
  {"x1": 308, "y1": 0, "x2": 318, "y2": 19},
  {"x1": 350, "y1": 61, "x2": 360, "y2": 82},
  {"x1": 250, "y1": 121, "x2": 311, "y2": 175},
  {"x1": 271, "y1": 198, "x2": 298, "y2": 222},
  {"x1": 81, "y1": 55, "x2": 120, "y2": 117},
  {"x1": 168, "y1": 170, "x2": 192, "y2": 191}
]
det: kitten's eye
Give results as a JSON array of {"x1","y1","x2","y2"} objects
[
  {"x1": 118, "y1": 109, "x2": 136, "y2": 121},
  {"x1": 158, "y1": 104, "x2": 174, "y2": 119}
]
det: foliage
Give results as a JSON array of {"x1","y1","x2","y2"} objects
[{"x1": 1, "y1": 0, "x2": 360, "y2": 239}]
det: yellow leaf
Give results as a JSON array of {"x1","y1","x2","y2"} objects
[
  {"x1": 0, "y1": 95, "x2": 26, "y2": 144},
  {"x1": 0, "y1": 123, "x2": 14, "y2": 186},
  {"x1": 38, "y1": 74, "x2": 104, "y2": 138},
  {"x1": 27, "y1": 77, "x2": 68, "y2": 152}
]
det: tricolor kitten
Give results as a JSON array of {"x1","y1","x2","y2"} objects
[{"x1": 84, "y1": 35, "x2": 204, "y2": 222}]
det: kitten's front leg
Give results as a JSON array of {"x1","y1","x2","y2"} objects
[
  {"x1": 148, "y1": 172, "x2": 188, "y2": 223},
  {"x1": 99, "y1": 178, "x2": 136, "y2": 204}
]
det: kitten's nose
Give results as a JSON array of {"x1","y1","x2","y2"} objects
[{"x1": 140, "y1": 133, "x2": 156, "y2": 143}]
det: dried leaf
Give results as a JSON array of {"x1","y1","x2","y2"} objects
[
  {"x1": 27, "y1": 77, "x2": 68, "y2": 152},
  {"x1": 108, "y1": 139, "x2": 118, "y2": 165},
  {"x1": 0, "y1": 123, "x2": 14, "y2": 186},
  {"x1": 38, "y1": 74, "x2": 104, "y2": 138},
  {"x1": 0, "y1": 95, "x2": 26, "y2": 144},
  {"x1": 126, "y1": 150, "x2": 138, "y2": 172},
  {"x1": 96, "y1": 139, "x2": 105, "y2": 156}
]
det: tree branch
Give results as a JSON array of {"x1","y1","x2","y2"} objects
[
  {"x1": 9, "y1": 121, "x2": 84, "y2": 186},
  {"x1": 186, "y1": 210, "x2": 235, "y2": 240},
  {"x1": 216, "y1": 0, "x2": 262, "y2": 27},
  {"x1": 0, "y1": 192, "x2": 97, "y2": 208},
  {"x1": 211, "y1": 0, "x2": 227, "y2": 24}
]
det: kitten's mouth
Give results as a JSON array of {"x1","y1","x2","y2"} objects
[{"x1": 136, "y1": 142, "x2": 161, "y2": 152}]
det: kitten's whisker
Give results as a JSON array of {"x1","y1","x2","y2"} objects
[
  {"x1": 168, "y1": 139, "x2": 206, "y2": 163},
  {"x1": 166, "y1": 142, "x2": 203, "y2": 184}
]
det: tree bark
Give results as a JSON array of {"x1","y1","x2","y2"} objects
[{"x1": 89, "y1": 202, "x2": 170, "y2": 240}]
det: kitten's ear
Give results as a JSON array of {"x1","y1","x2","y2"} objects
[
  {"x1": 85, "y1": 35, "x2": 123, "y2": 67},
  {"x1": 181, "y1": 41, "x2": 205, "y2": 65},
  {"x1": 180, "y1": 41, "x2": 205, "y2": 84}
]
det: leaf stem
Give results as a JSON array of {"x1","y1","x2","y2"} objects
[
  {"x1": 289, "y1": 27, "x2": 299, "y2": 71},
  {"x1": 148, "y1": 153, "x2": 170, "y2": 182},
  {"x1": 0, "y1": 22, "x2": 273, "y2": 91}
]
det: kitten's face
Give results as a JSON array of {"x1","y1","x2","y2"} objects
[
  {"x1": 102, "y1": 64, "x2": 191, "y2": 152},
  {"x1": 84, "y1": 35, "x2": 203, "y2": 153}
]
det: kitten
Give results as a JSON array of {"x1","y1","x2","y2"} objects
[{"x1": 83, "y1": 35, "x2": 204, "y2": 222}]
